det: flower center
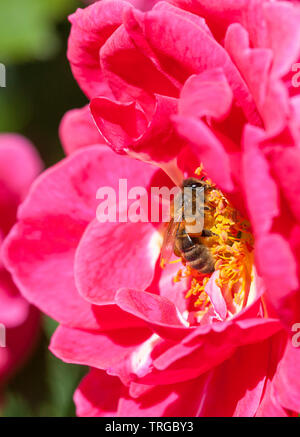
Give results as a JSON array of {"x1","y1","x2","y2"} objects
[{"x1": 170, "y1": 166, "x2": 254, "y2": 324}]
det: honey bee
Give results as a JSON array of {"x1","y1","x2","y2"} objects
[{"x1": 160, "y1": 177, "x2": 216, "y2": 274}]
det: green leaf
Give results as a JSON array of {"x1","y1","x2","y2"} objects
[{"x1": 0, "y1": 0, "x2": 80, "y2": 63}]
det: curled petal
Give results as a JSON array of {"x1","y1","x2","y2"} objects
[
  {"x1": 225, "y1": 23, "x2": 290, "y2": 136},
  {"x1": 263, "y1": 2, "x2": 300, "y2": 78},
  {"x1": 179, "y1": 68, "x2": 233, "y2": 121},
  {"x1": 68, "y1": 0, "x2": 128, "y2": 98},
  {"x1": 91, "y1": 94, "x2": 184, "y2": 162},
  {"x1": 100, "y1": 23, "x2": 178, "y2": 112},
  {"x1": 90, "y1": 99, "x2": 148, "y2": 153},
  {"x1": 115, "y1": 288, "x2": 190, "y2": 340}
]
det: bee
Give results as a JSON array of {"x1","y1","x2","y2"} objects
[{"x1": 160, "y1": 177, "x2": 216, "y2": 274}]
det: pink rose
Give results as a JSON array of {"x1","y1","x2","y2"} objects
[
  {"x1": 0, "y1": 134, "x2": 42, "y2": 392},
  {"x1": 4, "y1": 0, "x2": 300, "y2": 417},
  {"x1": 84, "y1": 0, "x2": 157, "y2": 12},
  {"x1": 63, "y1": 0, "x2": 300, "y2": 328},
  {"x1": 2, "y1": 145, "x2": 300, "y2": 416}
]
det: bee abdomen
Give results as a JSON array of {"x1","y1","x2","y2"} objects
[
  {"x1": 175, "y1": 226, "x2": 215, "y2": 274},
  {"x1": 185, "y1": 244, "x2": 215, "y2": 274},
  {"x1": 175, "y1": 228, "x2": 195, "y2": 252},
  {"x1": 189, "y1": 255, "x2": 215, "y2": 274},
  {"x1": 184, "y1": 245, "x2": 205, "y2": 262}
]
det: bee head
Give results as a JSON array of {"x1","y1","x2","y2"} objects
[{"x1": 182, "y1": 177, "x2": 206, "y2": 190}]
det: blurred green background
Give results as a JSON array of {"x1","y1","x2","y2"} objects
[
  {"x1": 0, "y1": 0, "x2": 89, "y2": 416},
  {"x1": 0, "y1": 0, "x2": 87, "y2": 167}
]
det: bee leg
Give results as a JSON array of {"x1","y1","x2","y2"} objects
[{"x1": 201, "y1": 229, "x2": 214, "y2": 237}]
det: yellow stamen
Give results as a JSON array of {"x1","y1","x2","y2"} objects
[
  {"x1": 169, "y1": 258, "x2": 182, "y2": 264},
  {"x1": 194, "y1": 165, "x2": 203, "y2": 176},
  {"x1": 171, "y1": 164, "x2": 254, "y2": 319}
]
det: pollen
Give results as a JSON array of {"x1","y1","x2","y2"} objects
[{"x1": 174, "y1": 166, "x2": 254, "y2": 319}]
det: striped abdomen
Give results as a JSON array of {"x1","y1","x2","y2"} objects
[{"x1": 175, "y1": 226, "x2": 215, "y2": 274}]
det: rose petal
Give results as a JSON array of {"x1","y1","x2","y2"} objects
[
  {"x1": 119, "y1": 338, "x2": 273, "y2": 417},
  {"x1": 173, "y1": 115, "x2": 234, "y2": 192},
  {"x1": 115, "y1": 288, "x2": 190, "y2": 340},
  {"x1": 90, "y1": 98, "x2": 148, "y2": 153},
  {"x1": 131, "y1": 6, "x2": 257, "y2": 122},
  {"x1": 75, "y1": 220, "x2": 159, "y2": 305},
  {"x1": 273, "y1": 339, "x2": 300, "y2": 413},
  {"x1": 50, "y1": 325, "x2": 151, "y2": 370},
  {"x1": 225, "y1": 23, "x2": 289, "y2": 136},
  {"x1": 263, "y1": 2, "x2": 300, "y2": 78},
  {"x1": 255, "y1": 233, "x2": 299, "y2": 328},
  {"x1": 91, "y1": 94, "x2": 184, "y2": 162},
  {"x1": 59, "y1": 106, "x2": 105, "y2": 155},
  {"x1": 68, "y1": 0, "x2": 128, "y2": 98},
  {"x1": 3, "y1": 146, "x2": 156, "y2": 329},
  {"x1": 0, "y1": 134, "x2": 42, "y2": 201},
  {"x1": 266, "y1": 145, "x2": 300, "y2": 223},
  {"x1": 179, "y1": 69, "x2": 233, "y2": 121},
  {"x1": 204, "y1": 271, "x2": 227, "y2": 321},
  {"x1": 74, "y1": 369, "x2": 124, "y2": 417},
  {"x1": 242, "y1": 124, "x2": 279, "y2": 235}
]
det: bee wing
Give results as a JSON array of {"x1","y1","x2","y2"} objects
[{"x1": 160, "y1": 218, "x2": 181, "y2": 267}]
